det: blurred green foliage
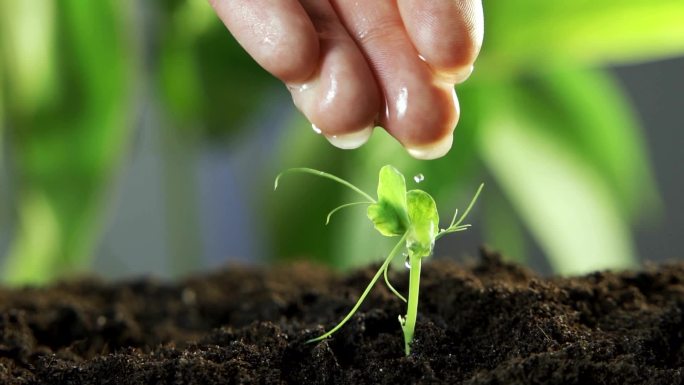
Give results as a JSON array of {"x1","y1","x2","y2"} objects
[
  {"x1": 1, "y1": 0, "x2": 683, "y2": 284},
  {"x1": 1, "y1": 0, "x2": 135, "y2": 283}
]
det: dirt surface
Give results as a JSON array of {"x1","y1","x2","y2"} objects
[{"x1": 1, "y1": 248, "x2": 683, "y2": 384}]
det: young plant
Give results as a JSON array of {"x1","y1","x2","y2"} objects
[{"x1": 275, "y1": 165, "x2": 483, "y2": 355}]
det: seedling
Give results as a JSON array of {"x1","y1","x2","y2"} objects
[{"x1": 275, "y1": 165, "x2": 483, "y2": 355}]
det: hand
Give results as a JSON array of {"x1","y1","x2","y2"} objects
[{"x1": 210, "y1": 0, "x2": 483, "y2": 159}]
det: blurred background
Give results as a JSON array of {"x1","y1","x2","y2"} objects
[{"x1": 1, "y1": 0, "x2": 683, "y2": 285}]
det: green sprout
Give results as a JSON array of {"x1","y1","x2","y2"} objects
[{"x1": 275, "y1": 165, "x2": 483, "y2": 355}]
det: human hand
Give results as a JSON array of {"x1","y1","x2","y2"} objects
[{"x1": 210, "y1": 0, "x2": 483, "y2": 159}]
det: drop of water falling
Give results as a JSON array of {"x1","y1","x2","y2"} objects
[
  {"x1": 404, "y1": 254, "x2": 411, "y2": 269},
  {"x1": 413, "y1": 173, "x2": 425, "y2": 183},
  {"x1": 311, "y1": 124, "x2": 322, "y2": 134}
]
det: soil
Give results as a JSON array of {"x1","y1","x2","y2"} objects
[{"x1": 1, "y1": 248, "x2": 683, "y2": 385}]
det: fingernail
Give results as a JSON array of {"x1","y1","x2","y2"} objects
[
  {"x1": 453, "y1": 65, "x2": 474, "y2": 84},
  {"x1": 434, "y1": 65, "x2": 473, "y2": 86},
  {"x1": 325, "y1": 126, "x2": 373, "y2": 150},
  {"x1": 287, "y1": 81, "x2": 315, "y2": 112},
  {"x1": 286, "y1": 82, "x2": 312, "y2": 93},
  {"x1": 406, "y1": 134, "x2": 453, "y2": 160}
]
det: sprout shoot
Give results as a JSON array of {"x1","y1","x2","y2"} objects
[{"x1": 275, "y1": 165, "x2": 483, "y2": 355}]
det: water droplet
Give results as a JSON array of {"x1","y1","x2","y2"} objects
[
  {"x1": 311, "y1": 124, "x2": 322, "y2": 134},
  {"x1": 404, "y1": 255, "x2": 411, "y2": 269},
  {"x1": 262, "y1": 36, "x2": 275, "y2": 46},
  {"x1": 287, "y1": 83, "x2": 310, "y2": 92},
  {"x1": 396, "y1": 87, "x2": 408, "y2": 119},
  {"x1": 413, "y1": 173, "x2": 425, "y2": 183}
]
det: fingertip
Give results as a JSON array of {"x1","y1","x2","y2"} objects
[
  {"x1": 383, "y1": 82, "x2": 459, "y2": 149},
  {"x1": 404, "y1": 83, "x2": 461, "y2": 160}
]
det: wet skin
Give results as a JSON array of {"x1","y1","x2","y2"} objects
[{"x1": 210, "y1": 0, "x2": 483, "y2": 159}]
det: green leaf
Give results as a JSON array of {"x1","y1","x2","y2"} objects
[
  {"x1": 367, "y1": 165, "x2": 409, "y2": 237},
  {"x1": 157, "y1": 4, "x2": 277, "y2": 137},
  {"x1": 0, "y1": 52, "x2": 4, "y2": 147},
  {"x1": 406, "y1": 189, "x2": 439, "y2": 259},
  {"x1": 0, "y1": 0, "x2": 57, "y2": 113},
  {"x1": 478, "y1": 84, "x2": 638, "y2": 274},
  {"x1": 2, "y1": 0, "x2": 135, "y2": 284},
  {"x1": 482, "y1": 189, "x2": 528, "y2": 265},
  {"x1": 3, "y1": 192, "x2": 60, "y2": 284},
  {"x1": 528, "y1": 69, "x2": 660, "y2": 221},
  {"x1": 481, "y1": 0, "x2": 684, "y2": 77}
]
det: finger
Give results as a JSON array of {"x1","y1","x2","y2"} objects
[
  {"x1": 331, "y1": 0, "x2": 458, "y2": 159},
  {"x1": 209, "y1": 0, "x2": 319, "y2": 83},
  {"x1": 290, "y1": 0, "x2": 381, "y2": 149},
  {"x1": 398, "y1": 0, "x2": 484, "y2": 83}
]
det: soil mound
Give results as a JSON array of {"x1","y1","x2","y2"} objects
[{"x1": 1, "y1": 249, "x2": 683, "y2": 384}]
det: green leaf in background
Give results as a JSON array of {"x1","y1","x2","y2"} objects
[
  {"x1": 1, "y1": 0, "x2": 137, "y2": 284},
  {"x1": 482, "y1": 0, "x2": 684, "y2": 76},
  {"x1": 482, "y1": 186, "x2": 528, "y2": 265},
  {"x1": 3, "y1": 192, "x2": 60, "y2": 283},
  {"x1": 0, "y1": 50, "x2": 5, "y2": 237},
  {"x1": 406, "y1": 190, "x2": 439, "y2": 259},
  {"x1": 528, "y1": 69, "x2": 660, "y2": 221},
  {"x1": 157, "y1": 0, "x2": 277, "y2": 138},
  {"x1": 0, "y1": 53, "x2": 4, "y2": 150},
  {"x1": 478, "y1": 83, "x2": 638, "y2": 274},
  {"x1": 0, "y1": 0, "x2": 57, "y2": 114},
  {"x1": 367, "y1": 165, "x2": 409, "y2": 237}
]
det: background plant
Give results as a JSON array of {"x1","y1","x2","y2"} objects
[{"x1": 1, "y1": 0, "x2": 683, "y2": 284}]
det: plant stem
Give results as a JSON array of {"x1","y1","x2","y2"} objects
[
  {"x1": 452, "y1": 183, "x2": 484, "y2": 228},
  {"x1": 383, "y1": 262, "x2": 407, "y2": 302},
  {"x1": 326, "y1": 201, "x2": 374, "y2": 225},
  {"x1": 275, "y1": 168, "x2": 377, "y2": 203},
  {"x1": 402, "y1": 255, "x2": 422, "y2": 355},
  {"x1": 307, "y1": 233, "x2": 408, "y2": 343}
]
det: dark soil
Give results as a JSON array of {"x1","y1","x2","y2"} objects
[{"x1": 1, "y1": 248, "x2": 684, "y2": 384}]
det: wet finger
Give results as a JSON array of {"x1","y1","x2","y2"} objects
[
  {"x1": 210, "y1": 0, "x2": 319, "y2": 83},
  {"x1": 398, "y1": 0, "x2": 484, "y2": 83},
  {"x1": 290, "y1": 0, "x2": 381, "y2": 149},
  {"x1": 331, "y1": 0, "x2": 459, "y2": 159}
]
